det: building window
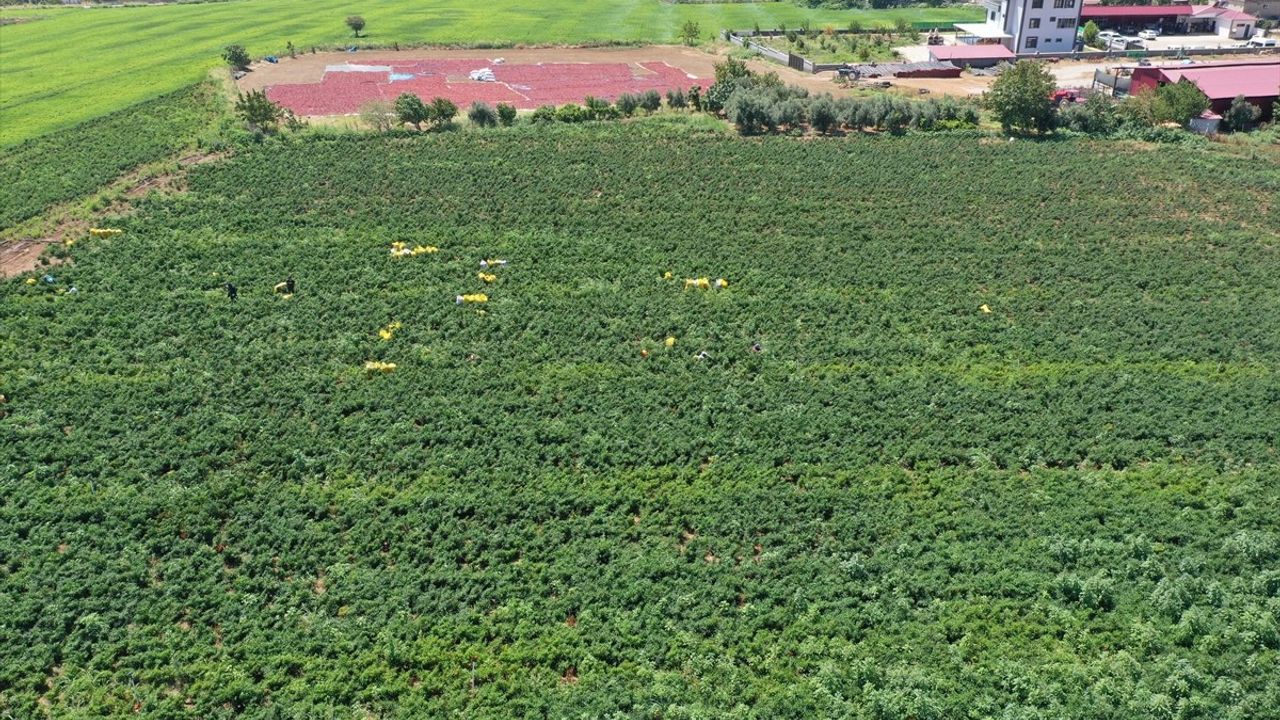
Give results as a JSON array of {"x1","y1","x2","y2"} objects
[
  {"x1": 1052, "y1": 0, "x2": 1074, "y2": 7},
  {"x1": 1029, "y1": 18, "x2": 1041, "y2": 28},
  {"x1": 1031, "y1": 0, "x2": 1043, "y2": 8},
  {"x1": 1057, "y1": 17, "x2": 1075, "y2": 28},
  {"x1": 1026, "y1": 36, "x2": 1039, "y2": 48},
  {"x1": 989, "y1": 10, "x2": 996, "y2": 20}
]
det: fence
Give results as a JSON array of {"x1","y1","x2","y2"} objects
[
  {"x1": 729, "y1": 29, "x2": 1277, "y2": 74},
  {"x1": 1017, "y1": 46, "x2": 1276, "y2": 62}
]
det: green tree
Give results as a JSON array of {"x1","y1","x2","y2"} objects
[
  {"x1": 346, "y1": 15, "x2": 365, "y2": 38},
  {"x1": 679, "y1": 20, "x2": 702, "y2": 46},
  {"x1": 714, "y1": 57, "x2": 752, "y2": 84},
  {"x1": 1221, "y1": 95, "x2": 1260, "y2": 132},
  {"x1": 809, "y1": 96, "x2": 838, "y2": 134},
  {"x1": 496, "y1": 103, "x2": 518, "y2": 127},
  {"x1": 1156, "y1": 79, "x2": 1211, "y2": 126},
  {"x1": 1056, "y1": 92, "x2": 1118, "y2": 134},
  {"x1": 467, "y1": 101, "x2": 498, "y2": 128},
  {"x1": 1082, "y1": 20, "x2": 1101, "y2": 47},
  {"x1": 639, "y1": 90, "x2": 662, "y2": 113},
  {"x1": 429, "y1": 97, "x2": 459, "y2": 128},
  {"x1": 223, "y1": 44, "x2": 251, "y2": 71},
  {"x1": 394, "y1": 93, "x2": 429, "y2": 130},
  {"x1": 985, "y1": 60, "x2": 1056, "y2": 134},
  {"x1": 615, "y1": 93, "x2": 640, "y2": 117},
  {"x1": 725, "y1": 90, "x2": 775, "y2": 134},
  {"x1": 234, "y1": 90, "x2": 283, "y2": 131}
]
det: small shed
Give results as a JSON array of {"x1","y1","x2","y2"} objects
[
  {"x1": 929, "y1": 44, "x2": 1017, "y2": 69},
  {"x1": 1189, "y1": 110, "x2": 1222, "y2": 135}
]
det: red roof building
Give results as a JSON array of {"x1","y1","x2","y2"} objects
[
  {"x1": 1129, "y1": 60, "x2": 1279, "y2": 118},
  {"x1": 1080, "y1": 3, "x2": 1258, "y2": 37},
  {"x1": 928, "y1": 44, "x2": 1017, "y2": 67}
]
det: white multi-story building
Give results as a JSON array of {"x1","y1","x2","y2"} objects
[{"x1": 969, "y1": 0, "x2": 1085, "y2": 54}]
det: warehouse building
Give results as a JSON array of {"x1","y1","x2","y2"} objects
[{"x1": 1129, "y1": 60, "x2": 1279, "y2": 120}]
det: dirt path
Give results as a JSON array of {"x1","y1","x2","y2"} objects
[{"x1": 0, "y1": 151, "x2": 224, "y2": 279}]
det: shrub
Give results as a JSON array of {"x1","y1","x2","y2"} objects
[
  {"x1": 467, "y1": 101, "x2": 498, "y2": 128},
  {"x1": 555, "y1": 103, "x2": 591, "y2": 123},
  {"x1": 679, "y1": 20, "x2": 702, "y2": 46},
  {"x1": 496, "y1": 103, "x2": 518, "y2": 127},
  {"x1": 1057, "y1": 93, "x2": 1118, "y2": 134},
  {"x1": 345, "y1": 15, "x2": 365, "y2": 38},
  {"x1": 666, "y1": 87, "x2": 687, "y2": 110},
  {"x1": 1121, "y1": 80, "x2": 1210, "y2": 129},
  {"x1": 583, "y1": 96, "x2": 619, "y2": 121},
  {"x1": 359, "y1": 100, "x2": 396, "y2": 132},
  {"x1": 1082, "y1": 20, "x2": 1101, "y2": 47},
  {"x1": 530, "y1": 105, "x2": 557, "y2": 124}
]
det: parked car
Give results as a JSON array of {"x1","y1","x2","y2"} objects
[
  {"x1": 1245, "y1": 35, "x2": 1276, "y2": 48},
  {"x1": 1096, "y1": 30, "x2": 1121, "y2": 45},
  {"x1": 1138, "y1": 29, "x2": 1160, "y2": 41},
  {"x1": 1109, "y1": 37, "x2": 1144, "y2": 50}
]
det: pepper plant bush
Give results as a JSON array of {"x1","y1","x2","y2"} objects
[{"x1": 2, "y1": 119, "x2": 1279, "y2": 718}]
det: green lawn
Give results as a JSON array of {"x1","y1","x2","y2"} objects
[{"x1": 0, "y1": 0, "x2": 979, "y2": 146}]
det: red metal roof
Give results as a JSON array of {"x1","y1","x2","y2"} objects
[
  {"x1": 1190, "y1": 4, "x2": 1257, "y2": 20},
  {"x1": 1080, "y1": 5, "x2": 1193, "y2": 17},
  {"x1": 1146, "y1": 62, "x2": 1280, "y2": 100},
  {"x1": 929, "y1": 45, "x2": 1017, "y2": 61}
]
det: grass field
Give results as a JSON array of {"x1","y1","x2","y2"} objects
[
  {"x1": 0, "y1": 0, "x2": 979, "y2": 147},
  {"x1": 2, "y1": 119, "x2": 1278, "y2": 716}
]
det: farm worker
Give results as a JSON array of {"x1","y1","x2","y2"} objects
[
  {"x1": 225, "y1": 283, "x2": 238, "y2": 301},
  {"x1": 715, "y1": 278, "x2": 728, "y2": 289},
  {"x1": 980, "y1": 304, "x2": 992, "y2": 314},
  {"x1": 285, "y1": 277, "x2": 296, "y2": 294},
  {"x1": 750, "y1": 342, "x2": 762, "y2": 353}
]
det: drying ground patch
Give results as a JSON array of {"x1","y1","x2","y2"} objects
[{"x1": 250, "y1": 47, "x2": 717, "y2": 116}]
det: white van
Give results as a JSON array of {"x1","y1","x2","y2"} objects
[{"x1": 1246, "y1": 35, "x2": 1276, "y2": 48}]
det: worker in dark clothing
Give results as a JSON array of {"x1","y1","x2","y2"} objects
[
  {"x1": 224, "y1": 282, "x2": 238, "y2": 300},
  {"x1": 285, "y1": 277, "x2": 295, "y2": 295}
]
